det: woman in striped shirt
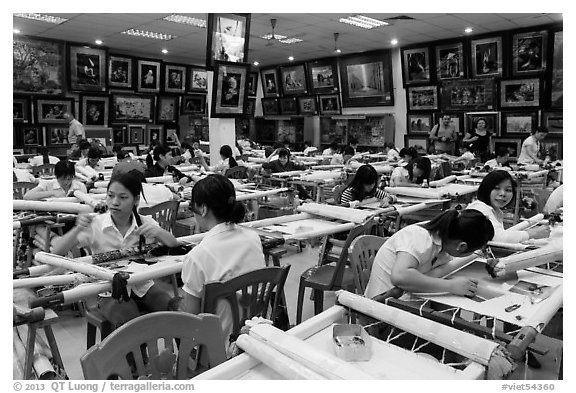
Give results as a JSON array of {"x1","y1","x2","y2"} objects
[{"x1": 339, "y1": 164, "x2": 396, "y2": 208}]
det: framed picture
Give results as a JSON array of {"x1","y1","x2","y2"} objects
[
  {"x1": 441, "y1": 79, "x2": 496, "y2": 112},
  {"x1": 206, "y1": 13, "x2": 251, "y2": 70},
  {"x1": 46, "y1": 126, "x2": 69, "y2": 145},
  {"x1": 112, "y1": 125, "x2": 127, "y2": 144},
  {"x1": 245, "y1": 97, "x2": 256, "y2": 116},
  {"x1": 35, "y1": 97, "x2": 74, "y2": 124},
  {"x1": 280, "y1": 63, "x2": 308, "y2": 96},
  {"x1": 123, "y1": 145, "x2": 139, "y2": 155},
  {"x1": 111, "y1": 94, "x2": 155, "y2": 123},
  {"x1": 404, "y1": 135, "x2": 429, "y2": 153},
  {"x1": 157, "y1": 95, "x2": 179, "y2": 122},
  {"x1": 407, "y1": 113, "x2": 433, "y2": 134},
  {"x1": 539, "y1": 139, "x2": 562, "y2": 160},
  {"x1": 465, "y1": 112, "x2": 500, "y2": 137},
  {"x1": 500, "y1": 78, "x2": 541, "y2": 108},
  {"x1": 85, "y1": 128, "x2": 113, "y2": 148},
  {"x1": 491, "y1": 138, "x2": 521, "y2": 158},
  {"x1": 261, "y1": 98, "x2": 279, "y2": 116},
  {"x1": 306, "y1": 58, "x2": 339, "y2": 94},
  {"x1": 512, "y1": 30, "x2": 547, "y2": 76},
  {"x1": 69, "y1": 44, "x2": 107, "y2": 92},
  {"x1": 211, "y1": 61, "x2": 250, "y2": 118},
  {"x1": 279, "y1": 97, "x2": 298, "y2": 115},
  {"x1": 165, "y1": 126, "x2": 179, "y2": 145},
  {"x1": 471, "y1": 36, "x2": 503, "y2": 78},
  {"x1": 541, "y1": 111, "x2": 562, "y2": 135},
  {"x1": 318, "y1": 94, "x2": 341, "y2": 115},
  {"x1": 128, "y1": 124, "x2": 146, "y2": 144},
  {"x1": 407, "y1": 86, "x2": 439, "y2": 111},
  {"x1": 436, "y1": 41, "x2": 465, "y2": 80},
  {"x1": 182, "y1": 94, "x2": 207, "y2": 115},
  {"x1": 80, "y1": 95, "x2": 109, "y2": 127},
  {"x1": 339, "y1": 50, "x2": 394, "y2": 107},
  {"x1": 163, "y1": 63, "x2": 186, "y2": 94},
  {"x1": 23, "y1": 125, "x2": 42, "y2": 146},
  {"x1": 433, "y1": 112, "x2": 464, "y2": 138},
  {"x1": 13, "y1": 96, "x2": 30, "y2": 123},
  {"x1": 247, "y1": 72, "x2": 259, "y2": 97},
  {"x1": 297, "y1": 96, "x2": 318, "y2": 116},
  {"x1": 137, "y1": 59, "x2": 161, "y2": 93},
  {"x1": 108, "y1": 55, "x2": 133, "y2": 89},
  {"x1": 261, "y1": 67, "x2": 280, "y2": 98},
  {"x1": 147, "y1": 125, "x2": 163, "y2": 145},
  {"x1": 13, "y1": 36, "x2": 65, "y2": 95},
  {"x1": 188, "y1": 67, "x2": 208, "y2": 92},
  {"x1": 501, "y1": 111, "x2": 538, "y2": 135},
  {"x1": 402, "y1": 47, "x2": 431, "y2": 85},
  {"x1": 549, "y1": 31, "x2": 563, "y2": 109}
]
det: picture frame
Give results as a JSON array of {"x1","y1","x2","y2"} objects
[
  {"x1": 306, "y1": 58, "x2": 339, "y2": 94},
  {"x1": 404, "y1": 135, "x2": 429, "y2": 153},
  {"x1": 402, "y1": 47, "x2": 431, "y2": 85},
  {"x1": 80, "y1": 95, "x2": 109, "y2": 127},
  {"x1": 549, "y1": 31, "x2": 563, "y2": 109},
  {"x1": 157, "y1": 95, "x2": 180, "y2": 122},
  {"x1": 465, "y1": 112, "x2": 500, "y2": 137},
  {"x1": 491, "y1": 138, "x2": 521, "y2": 158},
  {"x1": 279, "y1": 63, "x2": 308, "y2": 96},
  {"x1": 501, "y1": 111, "x2": 538, "y2": 135},
  {"x1": 112, "y1": 125, "x2": 127, "y2": 145},
  {"x1": 163, "y1": 63, "x2": 187, "y2": 94},
  {"x1": 69, "y1": 44, "x2": 107, "y2": 92},
  {"x1": 108, "y1": 55, "x2": 133, "y2": 89},
  {"x1": 23, "y1": 125, "x2": 42, "y2": 146},
  {"x1": 318, "y1": 94, "x2": 341, "y2": 115},
  {"x1": 539, "y1": 139, "x2": 562, "y2": 160},
  {"x1": 339, "y1": 50, "x2": 394, "y2": 107},
  {"x1": 85, "y1": 127, "x2": 113, "y2": 148},
  {"x1": 261, "y1": 67, "x2": 280, "y2": 98},
  {"x1": 111, "y1": 94, "x2": 155, "y2": 123},
  {"x1": 471, "y1": 36, "x2": 503, "y2": 78},
  {"x1": 34, "y1": 97, "x2": 74, "y2": 124},
  {"x1": 441, "y1": 79, "x2": 496, "y2": 112},
  {"x1": 13, "y1": 36, "x2": 65, "y2": 95},
  {"x1": 435, "y1": 41, "x2": 465, "y2": 81},
  {"x1": 261, "y1": 98, "x2": 280, "y2": 116},
  {"x1": 407, "y1": 86, "x2": 439, "y2": 111},
  {"x1": 512, "y1": 30, "x2": 547, "y2": 76},
  {"x1": 205, "y1": 13, "x2": 251, "y2": 70},
  {"x1": 541, "y1": 111, "x2": 562, "y2": 135},
  {"x1": 433, "y1": 112, "x2": 464, "y2": 139},
  {"x1": 245, "y1": 97, "x2": 256, "y2": 116},
  {"x1": 210, "y1": 61, "x2": 250, "y2": 118},
  {"x1": 499, "y1": 78, "x2": 541, "y2": 108},
  {"x1": 147, "y1": 125, "x2": 163, "y2": 145},
  {"x1": 181, "y1": 94, "x2": 206, "y2": 115},
  {"x1": 247, "y1": 72, "x2": 259, "y2": 97},
  {"x1": 407, "y1": 113, "x2": 433, "y2": 134},
  {"x1": 279, "y1": 97, "x2": 298, "y2": 115},
  {"x1": 123, "y1": 145, "x2": 139, "y2": 156},
  {"x1": 188, "y1": 67, "x2": 208, "y2": 92},
  {"x1": 297, "y1": 96, "x2": 318, "y2": 116},
  {"x1": 46, "y1": 125, "x2": 69, "y2": 145},
  {"x1": 165, "y1": 126, "x2": 179, "y2": 145},
  {"x1": 128, "y1": 124, "x2": 146, "y2": 144},
  {"x1": 137, "y1": 59, "x2": 161, "y2": 93},
  {"x1": 13, "y1": 96, "x2": 30, "y2": 123}
]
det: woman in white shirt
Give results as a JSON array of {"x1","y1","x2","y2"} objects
[
  {"x1": 24, "y1": 161, "x2": 86, "y2": 200},
  {"x1": 383, "y1": 142, "x2": 400, "y2": 161},
  {"x1": 198, "y1": 145, "x2": 239, "y2": 175}
]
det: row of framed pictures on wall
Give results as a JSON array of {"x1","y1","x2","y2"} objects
[{"x1": 260, "y1": 94, "x2": 342, "y2": 117}]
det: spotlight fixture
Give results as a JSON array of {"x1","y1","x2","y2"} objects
[
  {"x1": 122, "y1": 29, "x2": 174, "y2": 41},
  {"x1": 391, "y1": 39, "x2": 398, "y2": 46},
  {"x1": 465, "y1": 27, "x2": 473, "y2": 34},
  {"x1": 95, "y1": 39, "x2": 103, "y2": 45},
  {"x1": 13, "y1": 28, "x2": 21, "y2": 34},
  {"x1": 161, "y1": 49, "x2": 168, "y2": 54},
  {"x1": 14, "y1": 13, "x2": 68, "y2": 24},
  {"x1": 163, "y1": 14, "x2": 206, "y2": 28},
  {"x1": 338, "y1": 15, "x2": 388, "y2": 29},
  {"x1": 333, "y1": 32, "x2": 341, "y2": 53},
  {"x1": 288, "y1": 56, "x2": 295, "y2": 61},
  {"x1": 253, "y1": 61, "x2": 260, "y2": 66}
]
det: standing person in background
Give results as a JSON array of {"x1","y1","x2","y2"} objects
[
  {"x1": 197, "y1": 145, "x2": 239, "y2": 176},
  {"x1": 462, "y1": 117, "x2": 492, "y2": 162},
  {"x1": 517, "y1": 126, "x2": 549, "y2": 165},
  {"x1": 429, "y1": 114, "x2": 457, "y2": 155},
  {"x1": 63, "y1": 112, "x2": 86, "y2": 146}
]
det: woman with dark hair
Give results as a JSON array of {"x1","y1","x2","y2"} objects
[
  {"x1": 197, "y1": 144, "x2": 239, "y2": 175},
  {"x1": 365, "y1": 209, "x2": 494, "y2": 298},
  {"x1": 143, "y1": 144, "x2": 190, "y2": 183},
  {"x1": 24, "y1": 160, "x2": 86, "y2": 200},
  {"x1": 383, "y1": 142, "x2": 400, "y2": 161},
  {"x1": 466, "y1": 170, "x2": 550, "y2": 242},
  {"x1": 179, "y1": 174, "x2": 266, "y2": 356},
  {"x1": 389, "y1": 156, "x2": 431, "y2": 187},
  {"x1": 339, "y1": 164, "x2": 396, "y2": 208},
  {"x1": 462, "y1": 117, "x2": 492, "y2": 162}
]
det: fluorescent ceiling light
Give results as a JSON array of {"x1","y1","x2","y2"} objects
[
  {"x1": 261, "y1": 33, "x2": 287, "y2": 40},
  {"x1": 391, "y1": 39, "x2": 398, "y2": 45},
  {"x1": 122, "y1": 29, "x2": 174, "y2": 41},
  {"x1": 13, "y1": 28, "x2": 21, "y2": 34},
  {"x1": 279, "y1": 38, "x2": 303, "y2": 44},
  {"x1": 339, "y1": 15, "x2": 388, "y2": 29},
  {"x1": 288, "y1": 56, "x2": 294, "y2": 61},
  {"x1": 95, "y1": 39, "x2": 103, "y2": 45},
  {"x1": 465, "y1": 27, "x2": 473, "y2": 33},
  {"x1": 163, "y1": 14, "x2": 206, "y2": 28},
  {"x1": 14, "y1": 13, "x2": 68, "y2": 24}
]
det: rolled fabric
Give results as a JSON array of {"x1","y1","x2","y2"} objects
[
  {"x1": 75, "y1": 172, "x2": 90, "y2": 182},
  {"x1": 236, "y1": 187, "x2": 291, "y2": 201},
  {"x1": 94, "y1": 180, "x2": 109, "y2": 188},
  {"x1": 73, "y1": 190, "x2": 101, "y2": 209},
  {"x1": 88, "y1": 188, "x2": 107, "y2": 194},
  {"x1": 502, "y1": 239, "x2": 563, "y2": 274},
  {"x1": 285, "y1": 222, "x2": 356, "y2": 241},
  {"x1": 34, "y1": 252, "x2": 116, "y2": 281},
  {"x1": 506, "y1": 214, "x2": 544, "y2": 232},
  {"x1": 241, "y1": 212, "x2": 313, "y2": 228},
  {"x1": 296, "y1": 202, "x2": 378, "y2": 224},
  {"x1": 429, "y1": 175, "x2": 457, "y2": 188},
  {"x1": 13, "y1": 200, "x2": 93, "y2": 214},
  {"x1": 76, "y1": 165, "x2": 98, "y2": 180},
  {"x1": 14, "y1": 273, "x2": 91, "y2": 289}
]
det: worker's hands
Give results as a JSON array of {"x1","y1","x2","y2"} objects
[
  {"x1": 75, "y1": 213, "x2": 95, "y2": 229},
  {"x1": 348, "y1": 200, "x2": 360, "y2": 209},
  {"x1": 178, "y1": 177, "x2": 191, "y2": 186},
  {"x1": 448, "y1": 277, "x2": 479, "y2": 297},
  {"x1": 133, "y1": 221, "x2": 164, "y2": 240},
  {"x1": 485, "y1": 258, "x2": 505, "y2": 278},
  {"x1": 527, "y1": 224, "x2": 551, "y2": 239}
]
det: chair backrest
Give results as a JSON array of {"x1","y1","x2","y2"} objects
[
  {"x1": 201, "y1": 265, "x2": 290, "y2": 339},
  {"x1": 225, "y1": 166, "x2": 248, "y2": 179},
  {"x1": 139, "y1": 200, "x2": 180, "y2": 233},
  {"x1": 31, "y1": 164, "x2": 55, "y2": 177},
  {"x1": 348, "y1": 235, "x2": 387, "y2": 295},
  {"x1": 13, "y1": 182, "x2": 37, "y2": 200},
  {"x1": 80, "y1": 312, "x2": 227, "y2": 380}
]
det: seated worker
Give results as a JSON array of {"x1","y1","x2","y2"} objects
[
  {"x1": 24, "y1": 160, "x2": 86, "y2": 200},
  {"x1": 13, "y1": 160, "x2": 37, "y2": 183},
  {"x1": 339, "y1": 164, "x2": 396, "y2": 208},
  {"x1": 68, "y1": 139, "x2": 92, "y2": 160},
  {"x1": 389, "y1": 156, "x2": 431, "y2": 187},
  {"x1": 29, "y1": 146, "x2": 60, "y2": 166},
  {"x1": 303, "y1": 140, "x2": 318, "y2": 156},
  {"x1": 517, "y1": 126, "x2": 549, "y2": 165},
  {"x1": 322, "y1": 141, "x2": 339, "y2": 156},
  {"x1": 364, "y1": 209, "x2": 494, "y2": 299},
  {"x1": 442, "y1": 144, "x2": 476, "y2": 168},
  {"x1": 178, "y1": 174, "x2": 266, "y2": 357},
  {"x1": 483, "y1": 147, "x2": 513, "y2": 170},
  {"x1": 347, "y1": 136, "x2": 359, "y2": 154},
  {"x1": 111, "y1": 150, "x2": 146, "y2": 178},
  {"x1": 331, "y1": 146, "x2": 361, "y2": 169},
  {"x1": 52, "y1": 172, "x2": 180, "y2": 329},
  {"x1": 145, "y1": 144, "x2": 193, "y2": 184},
  {"x1": 78, "y1": 147, "x2": 105, "y2": 172},
  {"x1": 126, "y1": 170, "x2": 177, "y2": 209},
  {"x1": 197, "y1": 144, "x2": 240, "y2": 176},
  {"x1": 398, "y1": 146, "x2": 418, "y2": 165},
  {"x1": 383, "y1": 142, "x2": 400, "y2": 161},
  {"x1": 262, "y1": 148, "x2": 311, "y2": 200}
]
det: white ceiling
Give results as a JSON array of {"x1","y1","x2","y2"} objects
[{"x1": 13, "y1": 13, "x2": 563, "y2": 67}]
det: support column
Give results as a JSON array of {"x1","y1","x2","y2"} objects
[{"x1": 207, "y1": 70, "x2": 236, "y2": 163}]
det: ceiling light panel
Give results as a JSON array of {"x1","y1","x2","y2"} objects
[
  {"x1": 279, "y1": 38, "x2": 303, "y2": 44},
  {"x1": 163, "y1": 14, "x2": 206, "y2": 28},
  {"x1": 261, "y1": 33, "x2": 287, "y2": 40},
  {"x1": 14, "y1": 13, "x2": 68, "y2": 24},
  {"x1": 339, "y1": 15, "x2": 388, "y2": 29},
  {"x1": 122, "y1": 29, "x2": 174, "y2": 40}
]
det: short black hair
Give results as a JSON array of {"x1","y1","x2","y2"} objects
[
  {"x1": 191, "y1": 174, "x2": 245, "y2": 224},
  {"x1": 79, "y1": 140, "x2": 91, "y2": 150},
  {"x1": 278, "y1": 148, "x2": 291, "y2": 158},
  {"x1": 87, "y1": 147, "x2": 101, "y2": 159},
  {"x1": 54, "y1": 160, "x2": 76, "y2": 178},
  {"x1": 329, "y1": 141, "x2": 339, "y2": 150},
  {"x1": 532, "y1": 126, "x2": 549, "y2": 135},
  {"x1": 476, "y1": 170, "x2": 517, "y2": 208},
  {"x1": 343, "y1": 146, "x2": 355, "y2": 156},
  {"x1": 495, "y1": 147, "x2": 510, "y2": 158}
]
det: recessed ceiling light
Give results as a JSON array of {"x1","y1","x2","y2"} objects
[
  {"x1": 14, "y1": 13, "x2": 68, "y2": 24},
  {"x1": 122, "y1": 29, "x2": 174, "y2": 41},
  {"x1": 163, "y1": 14, "x2": 206, "y2": 28},
  {"x1": 288, "y1": 56, "x2": 294, "y2": 61},
  {"x1": 13, "y1": 28, "x2": 21, "y2": 34},
  {"x1": 253, "y1": 61, "x2": 260, "y2": 66},
  {"x1": 95, "y1": 39, "x2": 103, "y2": 45},
  {"x1": 465, "y1": 27, "x2": 473, "y2": 34},
  {"x1": 335, "y1": 49, "x2": 342, "y2": 54},
  {"x1": 391, "y1": 39, "x2": 398, "y2": 45},
  {"x1": 339, "y1": 15, "x2": 388, "y2": 29},
  {"x1": 161, "y1": 49, "x2": 168, "y2": 54}
]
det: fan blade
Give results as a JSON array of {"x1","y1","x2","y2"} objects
[{"x1": 281, "y1": 32, "x2": 306, "y2": 41}]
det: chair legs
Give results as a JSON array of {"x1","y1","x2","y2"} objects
[
  {"x1": 296, "y1": 280, "x2": 327, "y2": 324},
  {"x1": 296, "y1": 277, "x2": 306, "y2": 325},
  {"x1": 313, "y1": 289, "x2": 324, "y2": 316}
]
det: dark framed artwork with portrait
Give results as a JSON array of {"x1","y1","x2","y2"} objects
[
  {"x1": 501, "y1": 111, "x2": 538, "y2": 136},
  {"x1": 111, "y1": 94, "x2": 155, "y2": 123},
  {"x1": 261, "y1": 67, "x2": 280, "y2": 98},
  {"x1": 261, "y1": 98, "x2": 280, "y2": 116},
  {"x1": 13, "y1": 96, "x2": 30, "y2": 123},
  {"x1": 188, "y1": 67, "x2": 208, "y2": 92},
  {"x1": 465, "y1": 111, "x2": 500, "y2": 137},
  {"x1": 211, "y1": 61, "x2": 250, "y2": 118},
  {"x1": 279, "y1": 97, "x2": 298, "y2": 115},
  {"x1": 471, "y1": 36, "x2": 503, "y2": 78},
  {"x1": 435, "y1": 41, "x2": 465, "y2": 81},
  {"x1": 402, "y1": 47, "x2": 431, "y2": 85},
  {"x1": 163, "y1": 63, "x2": 186, "y2": 94},
  {"x1": 47, "y1": 125, "x2": 69, "y2": 145},
  {"x1": 279, "y1": 63, "x2": 308, "y2": 96},
  {"x1": 245, "y1": 97, "x2": 256, "y2": 116},
  {"x1": 499, "y1": 78, "x2": 541, "y2": 109},
  {"x1": 34, "y1": 97, "x2": 74, "y2": 124},
  {"x1": 512, "y1": 30, "x2": 547, "y2": 76},
  {"x1": 541, "y1": 111, "x2": 562, "y2": 135},
  {"x1": 407, "y1": 86, "x2": 439, "y2": 111},
  {"x1": 491, "y1": 137, "x2": 521, "y2": 158},
  {"x1": 247, "y1": 72, "x2": 259, "y2": 97},
  {"x1": 441, "y1": 79, "x2": 496, "y2": 112},
  {"x1": 318, "y1": 94, "x2": 341, "y2": 115},
  {"x1": 108, "y1": 55, "x2": 133, "y2": 89},
  {"x1": 69, "y1": 44, "x2": 107, "y2": 92},
  {"x1": 407, "y1": 113, "x2": 433, "y2": 135},
  {"x1": 539, "y1": 139, "x2": 562, "y2": 160},
  {"x1": 297, "y1": 96, "x2": 318, "y2": 116},
  {"x1": 549, "y1": 31, "x2": 563, "y2": 109},
  {"x1": 147, "y1": 125, "x2": 164, "y2": 145},
  {"x1": 157, "y1": 95, "x2": 180, "y2": 123},
  {"x1": 182, "y1": 94, "x2": 207, "y2": 115},
  {"x1": 80, "y1": 95, "x2": 109, "y2": 127},
  {"x1": 339, "y1": 50, "x2": 394, "y2": 107},
  {"x1": 206, "y1": 13, "x2": 251, "y2": 70},
  {"x1": 137, "y1": 59, "x2": 161, "y2": 93},
  {"x1": 306, "y1": 58, "x2": 339, "y2": 94},
  {"x1": 112, "y1": 125, "x2": 127, "y2": 144},
  {"x1": 23, "y1": 125, "x2": 42, "y2": 146}
]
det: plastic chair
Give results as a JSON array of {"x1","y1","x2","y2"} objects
[
  {"x1": 348, "y1": 235, "x2": 387, "y2": 295},
  {"x1": 31, "y1": 164, "x2": 55, "y2": 177},
  {"x1": 296, "y1": 219, "x2": 375, "y2": 324},
  {"x1": 81, "y1": 312, "x2": 227, "y2": 380},
  {"x1": 225, "y1": 166, "x2": 248, "y2": 179},
  {"x1": 13, "y1": 181, "x2": 37, "y2": 200}
]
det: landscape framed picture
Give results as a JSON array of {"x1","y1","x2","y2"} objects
[
  {"x1": 541, "y1": 111, "x2": 562, "y2": 135},
  {"x1": 306, "y1": 58, "x2": 339, "y2": 94},
  {"x1": 157, "y1": 95, "x2": 179, "y2": 122},
  {"x1": 318, "y1": 94, "x2": 341, "y2": 115},
  {"x1": 465, "y1": 111, "x2": 500, "y2": 137},
  {"x1": 247, "y1": 72, "x2": 259, "y2": 97},
  {"x1": 261, "y1": 67, "x2": 280, "y2": 98},
  {"x1": 435, "y1": 41, "x2": 464, "y2": 81},
  {"x1": 181, "y1": 94, "x2": 207, "y2": 115},
  {"x1": 402, "y1": 47, "x2": 431, "y2": 85},
  {"x1": 23, "y1": 125, "x2": 42, "y2": 146},
  {"x1": 13, "y1": 96, "x2": 30, "y2": 123},
  {"x1": 500, "y1": 78, "x2": 541, "y2": 108},
  {"x1": 441, "y1": 79, "x2": 496, "y2": 112},
  {"x1": 108, "y1": 55, "x2": 133, "y2": 89},
  {"x1": 34, "y1": 97, "x2": 74, "y2": 124},
  {"x1": 512, "y1": 30, "x2": 547, "y2": 76},
  {"x1": 280, "y1": 63, "x2": 308, "y2": 96},
  {"x1": 501, "y1": 111, "x2": 538, "y2": 135},
  {"x1": 69, "y1": 44, "x2": 107, "y2": 92},
  {"x1": 297, "y1": 96, "x2": 318, "y2": 116},
  {"x1": 211, "y1": 61, "x2": 250, "y2": 118},
  {"x1": 407, "y1": 113, "x2": 433, "y2": 134},
  {"x1": 279, "y1": 97, "x2": 298, "y2": 115},
  {"x1": 404, "y1": 135, "x2": 429, "y2": 153},
  {"x1": 188, "y1": 67, "x2": 208, "y2": 92},
  {"x1": 80, "y1": 95, "x2": 109, "y2": 127},
  {"x1": 47, "y1": 125, "x2": 69, "y2": 145},
  {"x1": 163, "y1": 63, "x2": 186, "y2": 94},
  {"x1": 111, "y1": 94, "x2": 155, "y2": 123},
  {"x1": 471, "y1": 36, "x2": 503, "y2": 78},
  {"x1": 491, "y1": 137, "x2": 521, "y2": 158},
  {"x1": 261, "y1": 98, "x2": 279, "y2": 116},
  {"x1": 205, "y1": 13, "x2": 251, "y2": 70},
  {"x1": 137, "y1": 59, "x2": 161, "y2": 93},
  {"x1": 407, "y1": 86, "x2": 439, "y2": 111}
]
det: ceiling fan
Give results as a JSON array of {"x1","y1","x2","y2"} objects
[
  {"x1": 259, "y1": 18, "x2": 305, "y2": 47},
  {"x1": 319, "y1": 33, "x2": 342, "y2": 53}
]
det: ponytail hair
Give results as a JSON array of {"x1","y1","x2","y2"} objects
[
  {"x1": 38, "y1": 146, "x2": 50, "y2": 164},
  {"x1": 421, "y1": 209, "x2": 494, "y2": 250},
  {"x1": 191, "y1": 174, "x2": 245, "y2": 224},
  {"x1": 220, "y1": 145, "x2": 238, "y2": 168}
]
